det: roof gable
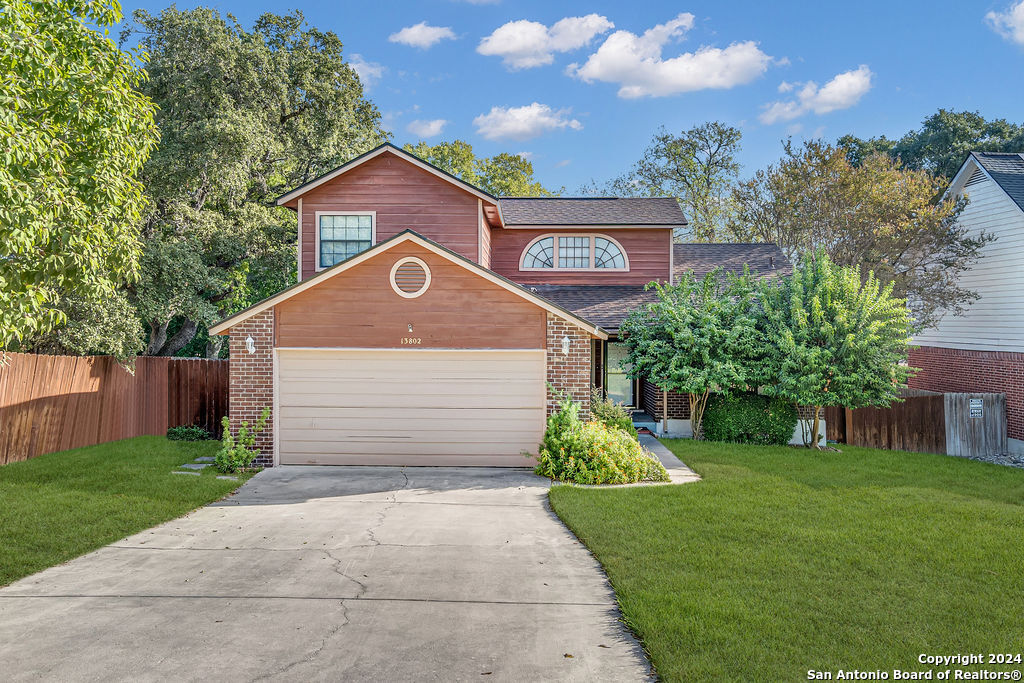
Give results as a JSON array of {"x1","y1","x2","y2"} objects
[
  {"x1": 209, "y1": 230, "x2": 607, "y2": 339},
  {"x1": 275, "y1": 143, "x2": 500, "y2": 209},
  {"x1": 949, "y1": 152, "x2": 1024, "y2": 215}
]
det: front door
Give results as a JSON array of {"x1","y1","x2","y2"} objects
[{"x1": 605, "y1": 342, "x2": 634, "y2": 406}]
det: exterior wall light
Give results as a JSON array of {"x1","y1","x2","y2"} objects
[
  {"x1": 561, "y1": 335, "x2": 571, "y2": 356},
  {"x1": 245, "y1": 335, "x2": 256, "y2": 354}
]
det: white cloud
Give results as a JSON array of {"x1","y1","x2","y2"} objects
[
  {"x1": 389, "y1": 22, "x2": 457, "y2": 48},
  {"x1": 758, "y1": 65, "x2": 873, "y2": 124},
  {"x1": 987, "y1": 1, "x2": 1024, "y2": 44},
  {"x1": 349, "y1": 54, "x2": 385, "y2": 89},
  {"x1": 477, "y1": 14, "x2": 614, "y2": 69},
  {"x1": 777, "y1": 80, "x2": 795, "y2": 93},
  {"x1": 406, "y1": 118, "x2": 448, "y2": 138},
  {"x1": 555, "y1": 159, "x2": 571, "y2": 168},
  {"x1": 570, "y1": 13, "x2": 773, "y2": 98},
  {"x1": 473, "y1": 102, "x2": 582, "y2": 141},
  {"x1": 516, "y1": 151, "x2": 534, "y2": 160}
]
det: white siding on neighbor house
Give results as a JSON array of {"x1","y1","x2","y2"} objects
[{"x1": 913, "y1": 174, "x2": 1024, "y2": 353}]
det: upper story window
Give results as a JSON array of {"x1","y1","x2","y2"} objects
[
  {"x1": 520, "y1": 234, "x2": 629, "y2": 271},
  {"x1": 317, "y1": 212, "x2": 375, "y2": 269}
]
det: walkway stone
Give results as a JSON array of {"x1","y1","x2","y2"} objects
[
  {"x1": 170, "y1": 471, "x2": 200, "y2": 477},
  {"x1": 194, "y1": 456, "x2": 215, "y2": 463},
  {"x1": 639, "y1": 434, "x2": 702, "y2": 485},
  {"x1": 178, "y1": 463, "x2": 209, "y2": 470}
]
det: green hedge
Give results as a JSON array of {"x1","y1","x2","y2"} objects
[{"x1": 702, "y1": 392, "x2": 798, "y2": 446}]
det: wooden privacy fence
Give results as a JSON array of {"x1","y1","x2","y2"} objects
[
  {"x1": 825, "y1": 389, "x2": 1008, "y2": 457},
  {"x1": 0, "y1": 353, "x2": 228, "y2": 464}
]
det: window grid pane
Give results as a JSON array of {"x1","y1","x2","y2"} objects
[
  {"x1": 523, "y1": 237, "x2": 555, "y2": 268},
  {"x1": 594, "y1": 237, "x2": 625, "y2": 269},
  {"x1": 319, "y1": 214, "x2": 373, "y2": 268},
  {"x1": 558, "y1": 236, "x2": 590, "y2": 269}
]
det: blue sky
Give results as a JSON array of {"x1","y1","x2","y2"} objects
[{"x1": 118, "y1": 0, "x2": 1024, "y2": 192}]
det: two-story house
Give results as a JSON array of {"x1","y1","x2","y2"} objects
[
  {"x1": 910, "y1": 152, "x2": 1024, "y2": 455},
  {"x1": 210, "y1": 143, "x2": 789, "y2": 466}
]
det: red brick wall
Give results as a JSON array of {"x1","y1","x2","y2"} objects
[
  {"x1": 641, "y1": 379, "x2": 691, "y2": 419},
  {"x1": 547, "y1": 314, "x2": 592, "y2": 420},
  {"x1": 227, "y1": 310, "x2": 274, "y2": 466},
  {"x1": 910, "y1": 345, "x2": 1024, "y2": 441}
]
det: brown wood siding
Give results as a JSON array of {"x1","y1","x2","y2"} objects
[
  {"x1": 296, "y1": 151, "x2": 481, "y2": 278},
  {"x1": 275, "y1": 242, "x2": 547, "y2": 349},
  {"x1": 489, "y1": 227, "x2": 672, "y2": 285}
]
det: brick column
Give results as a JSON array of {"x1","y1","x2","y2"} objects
[
  {"x1": 227, "y1": 309, "x2": 275, "y2": 466},
  {"x1": 546, "y1": 313, "x2": 592, "y2": 420}
]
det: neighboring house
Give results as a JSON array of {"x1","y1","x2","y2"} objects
[
  {"x1": 910, "y1": 151, "x2": 1024, "y2": 454},
  {"x1": 210, "y1": 143, "x2": 789, "y2": 466}
]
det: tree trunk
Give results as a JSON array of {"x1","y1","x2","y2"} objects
[
  {"x1": 159, "y1": 319, "x2": 198, "y2": 357},
  {"x1": 811, "y1": 405, "x2": 823, "y2": 450},
  {"x1": 689, "y1": 389, "x2": 710, "y2": 440},
  {"x1": 205, "y1": 335, "x2": 225, "y2": 359},
  {"x1": 146, "y1": 321, "x2": 169, "y2": 356}
]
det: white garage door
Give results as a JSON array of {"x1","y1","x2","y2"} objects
[{"x1": 277, "y1": 349, "x2": 546, "y2": 466}]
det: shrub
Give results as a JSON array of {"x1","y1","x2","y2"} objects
[
  {"x1": 702, "y1": 392, "x2": 799, "y2": 446},
  {"x1": 166, "y1": 425, "x2": 212, "y2": 441},
  {"x1": 535, "y1": 396, "x2": 668, "y2": 485},
  {"x1": 590, "y1": 387, "x2": 639, "y2": 439},
  {"x1": 215, "y1": 408, "x2": 270, "y2": 473}
]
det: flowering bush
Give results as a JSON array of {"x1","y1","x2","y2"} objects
[{"x1": 534, "y1": 397, "x2": 668, "y2": 485}]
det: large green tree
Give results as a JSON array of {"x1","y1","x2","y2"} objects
[
  {"x1": 126, "y1": 7, "x2": 386, "y2": 357},
  {"x1": 757, "y1": 253, "x2": 914, "y2": 448},
  {"x1": 0, "y1": 0, "x2": 158, "y2": 351},
  {"x1": 840, "y1": 109, "x2": 1024, "y2": 180},
  {"x1": 585, "y1": 122, "x2": 742, "y2": 242},
  {"x1": 619, "y1": 269, "x2": 760, "y2": 439},
  {"x1": 729, "y1": 140, "x2": 985, "y2": 331},
  {"x1": 403, "y1": 140, "x2": 557, "y2": 196}
]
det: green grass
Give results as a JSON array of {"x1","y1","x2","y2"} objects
[
  {"x1": 0, "y1": 436, "x2": 251, "y2": 586},
  {"x1": 549, "y1": 440, "x2": 1024, "y2": 681}
]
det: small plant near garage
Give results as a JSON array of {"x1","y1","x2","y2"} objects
[
  {"x1": 702, "y1": 392, "x2": 798, "y2": 446},
  {"x1": 215, "y1": 408, "x2": 270, "y2": 473},
  {"x1": 590, "y1": 387, "x2": 639, "y2": 439},
  {"x1": 534, "y1": 396, "x2": 668, "y2": 485},
  {"x1": 166, "y1": 425, "x2": 213, "y2": 441}
]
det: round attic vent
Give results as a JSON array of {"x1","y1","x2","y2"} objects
[{"x1": 390, "y1": 257, "x2": 431, "y2": 298}]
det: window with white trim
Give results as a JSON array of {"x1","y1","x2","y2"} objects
[
  {"x1": 319, "y1": 214, "x2": 373, "y2": 268},
  {"x1": 520, "y1": 234, "x2": 628, "y2": 271}
]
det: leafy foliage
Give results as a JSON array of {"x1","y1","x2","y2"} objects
[
  {"x1": 166, "y1": 425, "x2": 213, "y2": 441},
  {"x1": 215, "y1": 408, "x2": 270, "y2": 473},
  {"x1": 839, "y1": 109, "x2": 1024, "y2": 180},
  {"x1": 0, "y1": 0, "x2": 158, "y2": 350},
  {"x1": 403, "y1": 140, "x2": 557, "y2": 196},
  {"x1": 729, "y1": 139, "x2": 985, "y2": 331},
  {"x1": 19, "y1": 290, "x2": 145, "y2": 361},
  {"x1": 757, "y1": 252, "x2": 914, "y2": 448},
  {"x1": 534, "y1": 397, "x2": 667, "y2": 485},
  {"x1": 125, "y1": 8, "x2": 386, "y2": 357},
  {"x1": 619, "y1": 268, "x2": 760, "y2": 439},
  {"x1": 702, "y1": 392, "x2": 798, "y2": 446},
  {"x1": 584, "y1": 123, "x2": 742, "y2": 242},
  {"x1": 590, "y1": 387, "x2": 638, "y2": 439}
]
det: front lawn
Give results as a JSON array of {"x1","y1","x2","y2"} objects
[
  {"x1": 549, "y1": 440, "x2": 1024, "y2": 681},
  {"x1": 0, "y1": 436, "x2": 250, "y2": 586}
]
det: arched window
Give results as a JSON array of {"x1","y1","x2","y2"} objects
[
  {"x1": 594, "y1": 237, "x2": 626, "y2": 269},
  {"x1": 519, "y1": 234, "x2": 629, "y2": 271},
  {"x1": 522, "y1": 236, "x2": 555, "y2": 268}
]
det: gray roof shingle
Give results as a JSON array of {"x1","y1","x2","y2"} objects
[
  {"x1": 673, "y1": 243, "x2": 791, "y2": 283},
  {"x1": 530, "y1": 243, "x2": 791, "y2": 331},
  {"x1": 499, "y1": 197, "x2": 687, "y2": 226},
  {"x1": 971, "y1": 152, "x2": 1024, "y2": 214}
]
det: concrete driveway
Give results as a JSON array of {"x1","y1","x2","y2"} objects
[{"x1": 0, "y1": 467, "x2": 650, "y2": 681}]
